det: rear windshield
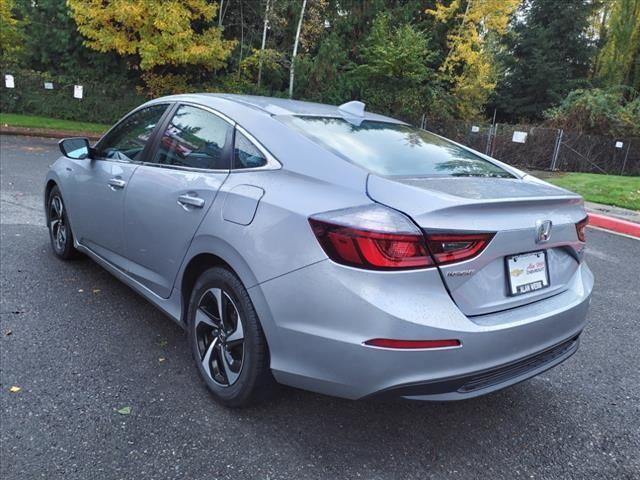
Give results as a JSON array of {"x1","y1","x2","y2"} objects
[{"x1": 280, "y1": 116, "x2": 513, "y2": 178}]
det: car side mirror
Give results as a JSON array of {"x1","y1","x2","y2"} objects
[{"x1": 59, "y1": 137, "x2": 93, "y2": 160}]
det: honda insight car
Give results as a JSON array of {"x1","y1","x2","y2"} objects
[{"x1": 45, "y1": 94, "x2": 593, "y2": 407}]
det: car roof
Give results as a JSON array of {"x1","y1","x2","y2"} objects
[{"x1": 149, "y1": 93, "x2": 405, "y2": 125}]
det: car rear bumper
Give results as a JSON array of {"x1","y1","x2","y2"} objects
[
  {"x1": 368, "y1": 333, "x2": 581, "y2": 401},
  {"x1": 250, "y1": 259, "x2": 593, "y2": 401}
]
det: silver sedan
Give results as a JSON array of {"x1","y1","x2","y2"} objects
[{"x1": 45, "y1": 94, "x2": 593, "y2": 407}]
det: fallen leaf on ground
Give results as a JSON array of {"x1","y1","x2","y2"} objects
[
  {"x1": 78, "y1": 289, "x2": 84, "y2": 293},
  {"x1": 92, "y1": 289, "x2": 101, "y2": 293},
  {"x1": 9, "y1": 386, "x2": 21, "y2": 393},
  {"x1": 158, "y1": 340, "x2": 168, "y2": 347},
  {"x1": 117, "y1": 406, "x2": 131, "y2": 415},
  {"x1": 158, "y1": 357, "x2": 165, "y2": 362},
  {"x1": 5, "y1": 330, "x2": 12, "y2": 336}
]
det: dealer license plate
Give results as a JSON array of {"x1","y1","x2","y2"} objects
[{"x1": 506, "y1": 251, "x2": 549, "y2": 296}]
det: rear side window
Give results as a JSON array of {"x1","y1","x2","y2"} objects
[
  {"x1": 98, "y1": 104, "x2": 168, "y2": 162},
  {"x1": 279, "y1": 116, "x2": 513, "y2": 178},
  {"x1": 234, "y1": 130, "x2": 267, "y2": 169},
  {"x1": 153, "y1": 105, "x2": 232, "y2": 170}
]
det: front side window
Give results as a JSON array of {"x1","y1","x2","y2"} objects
[
  {"x1": 278, "y1": 116, "x2": 514, "y2": 178},
  {"x1": 234, "y1": 130, "x2": 267, "y2": 169},
  {"x1": 97, "y1": 104, "x2": 168, "y2": 162},
  {"x1": 153, "y1": 105, "x2": 232, "y2": 170}
]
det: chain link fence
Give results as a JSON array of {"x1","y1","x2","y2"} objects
[{"x1": 425, "y1": 120, "x2": 639, "y2": 176}]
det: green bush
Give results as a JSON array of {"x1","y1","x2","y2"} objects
[
  {"x1": 544, "y1": 87, "x2": 640, "y2": 137},
  {"x1": 0, "y1": 67, "x2": 146, "y2": 124}
]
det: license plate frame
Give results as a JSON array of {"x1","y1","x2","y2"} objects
[{"x1": 505, "y1": 250, "x2": 550, "y2": 296}]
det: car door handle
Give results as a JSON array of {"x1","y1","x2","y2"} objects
[
  {"x1": 108, "y1": 178, "x2": 126, "y2": 189},
  {"x1": 177, "y1": 194, "x2": 205, "y2": 209}
]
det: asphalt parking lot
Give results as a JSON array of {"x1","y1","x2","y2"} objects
[{"x1": 1, "y1": 134, "x2": 639, "y2": 479}]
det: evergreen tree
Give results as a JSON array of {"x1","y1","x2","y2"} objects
[
  {"x1": 14, "y1": 0, "x2": 126, "y2": 78},
  {"x1": 494, "y1": 0, "x2": 597, "y2": 121}
]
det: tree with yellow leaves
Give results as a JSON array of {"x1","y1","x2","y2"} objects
[
  {"x1": 427, "y1": 0, "x2": 520, "y2": 119},
  {"x1": 596, "y1": 0, "x2": 640, "y2": 91},
  {"x1": 0, "y1": 0, "x2": 25, "y2": 64},
  {"x1": 66, "y1": 0, "x2": 236, "y2": 72}
]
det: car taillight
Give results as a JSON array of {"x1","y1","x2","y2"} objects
[
  {"x1": 576, "y1": 217, "x2": 588, "y2": 242},
  {"x1": 309, "y1": 205, "x2": 434, "y2": 270},
  {"x1": 424, "y1": 232, "x2": 494, "y2": 265}
]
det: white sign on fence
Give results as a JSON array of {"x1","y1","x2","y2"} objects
[
  {"x1": 512, "y1": 131, "x2": 528, "y2": 143},
  {"x1": 615, "y1": 141, "x2": 624, "y2": 149},
  {"x1": 471, "y1": 125, "x2": 480, "y2": 133},
  {"x1": 73, "y1": 85, "x2": 83, "y2": 99},
  {"x1": 44, "y1": 82, "x2": 54, "y2": 90},
  {"x1": 5, "y1": 74, "x2": 15, "y2": 88}
]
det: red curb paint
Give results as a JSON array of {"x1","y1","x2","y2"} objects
[{"x1": 588, "y1": 213, "x2": 640, "y2": 238}]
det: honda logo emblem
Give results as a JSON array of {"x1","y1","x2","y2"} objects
[{"x1": 535, "y1": 220, "x2": 552, "y2": 243}]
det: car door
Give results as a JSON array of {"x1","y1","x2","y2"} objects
[
  {"x1": 69, "y1": 103, "x2": 170, "y2": 270},
  {"x1": 123, "y1": 103, "x2": 233, "y2": 298}
]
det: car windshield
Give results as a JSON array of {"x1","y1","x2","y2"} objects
[{"x1": 279, "y1": 116, "x2": 514, "y2": 178}]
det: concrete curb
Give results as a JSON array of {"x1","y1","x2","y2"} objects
[
  {"x1": 588, "y1": 213, "x2": 640, "y2": 238},
  {"x1": 1, "y1": 126, "x2": 103, "y2": 141}
]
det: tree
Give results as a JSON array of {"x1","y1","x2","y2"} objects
[
  {"x1": 289, "y1": 0, "x2": 307, "y2": 98},
  {"x1": 494, "y1": 0, "x2": 597, "y2": 121},
  {"x1": 348, "y1": 13, "x2": 440, "y2": 122},
  {"x1": 67, "y1": 0, "x2": 236, "y2": 72},
  {"x1": 12, "y1": 0, "x2": 126, "y2": 79},
  {"x1": 596, "y1": 0, "x2": 640, "y2": 91},
  {"x1": 427, "y1": 0, "x2": 520, "y2": 120},
  {"x1": 0, "y1": 0, "x2": 24, "y2": 64},
  {"x1": 257, "y1": 0, "x2": 271, "y2": 87}
]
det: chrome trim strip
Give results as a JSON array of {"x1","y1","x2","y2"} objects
[{"x1": 136, "y1": 162, "x2": 230, "y2": 174}]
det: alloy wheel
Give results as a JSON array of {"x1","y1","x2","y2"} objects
[
  {"x1": 195, "y1": 288, "x2": 245, "y2": 387},
  {"x1": 49, "y1": 195, "x2": 67, "y2": 252}
]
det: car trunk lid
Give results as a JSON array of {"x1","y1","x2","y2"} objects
[{"x1": 367, "y1": 174, "x2": 586, "y2": 316}]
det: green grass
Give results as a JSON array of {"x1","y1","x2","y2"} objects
[
  {"x1": 0, "y1": 113, "x2": 109, "y2": 134},
  {"x1": 547, "y1": 172, "x2": 640, "y2": 211}
]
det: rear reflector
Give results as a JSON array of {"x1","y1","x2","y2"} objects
[
  {"x1": 364, "y1": 338, "x2": 461, "y2": 349},
  {"x1": 425, "y1": 232, "x2": 494, "y2": 265}
]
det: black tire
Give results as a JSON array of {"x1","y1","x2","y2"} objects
[
  {"x1": 187, "y1": 267, "x2": 276, "y2": 407},
  {"x1": 47, "y1": 186, "x2": 81, "y2": 260}
]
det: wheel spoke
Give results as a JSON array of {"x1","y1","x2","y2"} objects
[
  {"x1": 195, "y1": 306, "x2": 218, "y2": 329},
  {"x1": 211, "y1": 288, "x2": 227, "y2": 331},
  {"x1": 201, "y1": 337, "x2": 218, "y2": 379},
  {"x1": 53, "y1": 197, "x2": 63, "y2": 218},
  {"x1": 226, "y1": 313, "x2": 244, "y2": 345},
  {"x1": 219, "y1": 347, "x2": 240, "y2": 384},
  {"x1": 50, "y1": 219, "x2": 60, "y2": 231}
]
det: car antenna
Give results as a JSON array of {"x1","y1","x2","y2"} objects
[{"x1": 338, "y1": 101, "x2": 365, "y2": 126}]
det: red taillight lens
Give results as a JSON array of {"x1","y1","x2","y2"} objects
[
  {"x1": 425, "y1": 233, "x2": 494, "y2": 265},
  {"x1": 364, "y1": 338, "x2": 461, "y2": 349},
  {"x1": 309, "y1": 205, "x2": 495, "y2": 270},
  {"x1": 309, "y1": 219, "x2": 434, "y2": 270},
  {"x1": 576, "y1": 217, "x2": 588, "y2": 242}
]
